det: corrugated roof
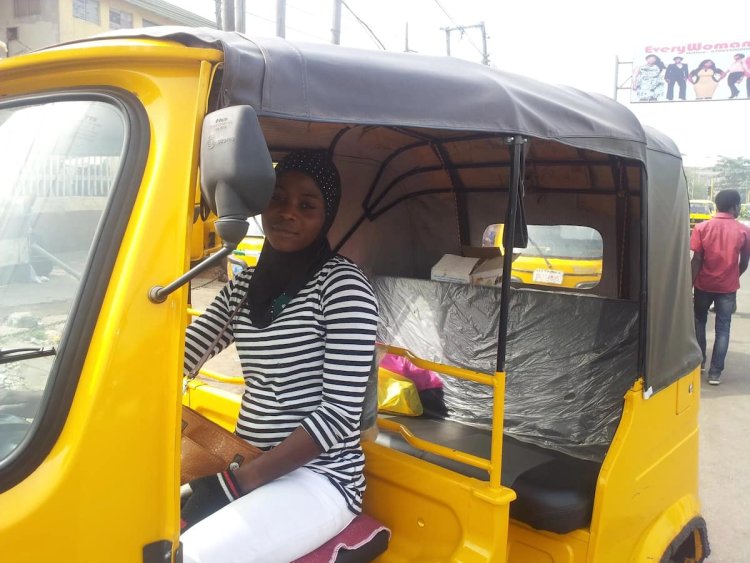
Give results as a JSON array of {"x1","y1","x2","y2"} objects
[{"x1": 123, "y1": 0, "x2": 216, "y2": 28}]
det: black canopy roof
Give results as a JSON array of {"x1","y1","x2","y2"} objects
[
  {"x1": 64, "y1": 27, "x2": 699, "y2": 392},
  {"x1": 86, "y1": 26, "x2": 667, "y2": 160}
]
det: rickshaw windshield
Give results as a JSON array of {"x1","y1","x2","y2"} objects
[
  {"x1": 690, "y1": 202, "x2": 714, "y2": 215},
  {"x1": 0, "y1": 100, "x2": 126, "y2": 461}
]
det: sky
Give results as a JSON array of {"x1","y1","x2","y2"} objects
[{"x1": 172, "y1": 0, "x2": 749, "y2": 168}]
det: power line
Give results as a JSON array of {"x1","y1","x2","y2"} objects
[
  {"x1": 245, "y1": 11, "x2": 330, "y2": 42},
  {"x1": 285, "y1": 1, "x2": 321, "y2": 20},
  {"x1": 432, "y1": 0, "x2": 486, "y2": 60},
  {"x1": 341, "y1": 1, "x2": 386, "y2": 50}
]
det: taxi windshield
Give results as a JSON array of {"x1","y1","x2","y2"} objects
[
  {"x1": 690, "y1": 202, "x2": 714, "y2": 215},
  {"x1": 520, "y1": 225, "x2": 602, "y2": 260}
]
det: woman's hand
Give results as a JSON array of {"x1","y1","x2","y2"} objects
[
  {"x1": 233, "y1": 426, "x2": 323, "y2": 493},
  {"x1": 181, "y1": 470, "x2": 243, "y2": 531}
]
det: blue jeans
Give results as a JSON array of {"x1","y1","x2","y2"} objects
[{"x1": 694, "y1": 288, "x2": 736, "y2": 374}]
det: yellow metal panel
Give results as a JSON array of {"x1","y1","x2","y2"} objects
[
  {"x1": 586, "y1": 372, "x2": 702, "y2": 562},
  {"x1": 183, "y1": 380, "x2": 242, "y2": 432},
  {"x1": 0, "y1": 48, "x2": 217, "y2": 562},
  {"x1": 363, "y1": 442, "x2": 515, "y2": 562},
  {"x1": 675, "y1": 369, "x2": 697, "y2": 415},
  {"x1": 507, "y1": 522, "x2": 589, "y2": 563}
]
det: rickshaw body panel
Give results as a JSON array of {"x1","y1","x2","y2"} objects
[
  {"x1": 586, "y1": 371, "x2": 702, "y2": 561},
  {"x1": 0, "y1": 30, "x2": 706, "y2": 563},
  {"x1": 0, "y1": 42, "x2": 221, "y2": 561}
]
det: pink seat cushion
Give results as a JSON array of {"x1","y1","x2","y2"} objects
[{"x1": 293, "y1": 514, "x2": 390, "y2": 563}]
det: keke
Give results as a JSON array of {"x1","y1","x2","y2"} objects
[
  {"x1": 688, "y1": 200, "x2": 715, "y2": 233},
  {"x1": 0, "y1": 28, "x2": 707, "y2": 562}
]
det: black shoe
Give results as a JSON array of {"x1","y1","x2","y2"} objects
[{"x1": 707, "y1": 372, "x2": 721, "y2": 385}]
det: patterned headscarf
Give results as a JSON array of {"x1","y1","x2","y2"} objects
[
  {"x1": 245, "y1": 150, "x2": 342, "y2": 328},
  {"x1": 274, "y1": 150, "x2": 341, "y2": 232}
]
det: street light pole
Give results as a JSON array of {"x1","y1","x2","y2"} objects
[
  {"x1": 331, "y1": 0, "x2": 342, "y2": 45},
  {"x1": 223, "y1": 0, "x2": 235, "y2": 31},
  {"x1": 276, "y1": 0, "x2": 286, "y2": 38}
]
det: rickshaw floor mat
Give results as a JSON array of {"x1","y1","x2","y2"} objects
[{"x1": 376, "y1": 415, "x2": 600, "y2": 535}]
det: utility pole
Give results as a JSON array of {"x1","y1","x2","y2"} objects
[
  {"x1": 235, "y1": 0, "x2": 246, "y2": 33},
  {"x1": 276, "y1": 0, "x2": 286, "y2": 38},
  {"x1": 479, "y1": 22, "x2": 488, "y2": 66},
  {"x1": 613, "y1": 56, "x2": 635, "y2": 101},
  {"x1": 331, "y1": 0, "x2": 342, "y2": 45},
  {"x1": 404, "y1": 22, "x2": 417, "y2": 53},
  {"x1": 214, "y1": 0, "x2": 222, "y2": 30},
  {"x1": 223, "y1": 0, "x2": 235, "y2": 31},
  {"x1": 442, "y1": 21, "x2": 489, "y2": 65}
]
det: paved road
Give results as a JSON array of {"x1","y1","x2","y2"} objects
[
  {"x1": 700, "y1": 270, "x2": 750, "y2": 562},
  {"x1": 191, "y1": 267, "x2": 750, "y2": 561}
]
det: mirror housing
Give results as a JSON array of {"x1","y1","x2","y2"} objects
[
  {"x1": 200, "y1": 105, "x2": 275, "y2": 246},
  {"x1": 148, "y1": 106, "x2": 274, "y2": 304}
]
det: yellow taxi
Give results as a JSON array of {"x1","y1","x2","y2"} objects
[
  {"x1": 689, "y1": 199, "x2": 715, "y2": 231},
  {"x1": 483, "y1": 223, "x2": 603, "y2": 289}
]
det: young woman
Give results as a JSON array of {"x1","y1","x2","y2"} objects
[
  {"x1": 180, "y1": 151, "x2": 379, "y2": 562},
  {"x1": 632, "y1": 54, "x2": 666, "y2": 101},
  {"x1": 689, "y1": 59, "x2": 724, "y2": 100},
  {"x1": 721, "y1": 53, "x2": 748, "y2": 99}
]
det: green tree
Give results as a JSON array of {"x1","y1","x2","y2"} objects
[
  {"x1": 713, "y1": 156, "x2": 750, "y2": 203},
  {"x1": 684, "y1": 167, "x2": 710, "y2": 199}
]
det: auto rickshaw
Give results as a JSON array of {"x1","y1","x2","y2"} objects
[
  {"x1": 689, "y1": 199, "x2": 715, "y2": 232},
  {"x1": 0, "y1": 27, "x2": 706, "y2": 562}
]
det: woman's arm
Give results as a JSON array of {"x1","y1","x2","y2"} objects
[
  {"x1": 233, "y1": 263, "x2": 379, "y2": 494},
  {"x1": 183, "y1": 273, "x2": 246, "y2": 375}
]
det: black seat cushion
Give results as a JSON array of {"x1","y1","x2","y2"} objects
[
  {"x1": 376, "y1": 416, "x2": 602, "y2": 534},
  {"x1": 509, "y1": 457, "x2": 601, "y2": 534}
]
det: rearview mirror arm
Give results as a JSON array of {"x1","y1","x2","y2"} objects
[{"x1": 148, "y1": 243, "x2": 235, "y2": 304}]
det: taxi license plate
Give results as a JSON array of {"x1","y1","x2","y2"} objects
[{"x1": 532, "y1": 269, "x2": 564, "y2": 285}]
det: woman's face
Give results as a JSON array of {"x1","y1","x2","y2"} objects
[
  {"x1": 262, "y1": 170, "x2": 326, "y2": 252},
  {"x1": 646, "y1": 56, "x2": 657, "y2": 65},
  {"x1": 703, "y1": 61, "x2": 714, "y2": 69}
]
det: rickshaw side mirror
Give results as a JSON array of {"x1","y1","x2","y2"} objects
[
  {"x1": 148, "y1": 106, "x2": 275, "y2": 304},
  {"x1": 200, "y1": 105, "x2": 275, "y2": 246}
]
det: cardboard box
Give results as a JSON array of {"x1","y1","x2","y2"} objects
[
  {"x1": 430, "y1": 254, "x2": 479, "y2": 283},
  {"x1": 470, "y1": 255, "x2": 504, "y2": 286},
  {"x1": 431, "y1": 246, "x2": 508, "y2": 286}
]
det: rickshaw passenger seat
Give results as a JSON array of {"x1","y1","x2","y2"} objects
[
  {"x1": 509, "y1": 457, "x2": 600, "y2": 534},
  {"x1": 375, "y1": 416, "x2": 600, "y2": 534}
]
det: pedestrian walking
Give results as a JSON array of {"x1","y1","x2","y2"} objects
[{"x1": 691, "y1": 189, "x2": 750, "y2": 385}]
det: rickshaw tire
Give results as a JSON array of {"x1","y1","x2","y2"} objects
[{"x1": 660, "y1": 516, "x2": 710, "y2": 563}]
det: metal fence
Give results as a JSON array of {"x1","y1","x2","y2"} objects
[{"x1": 12, "y1": 156, "x2": 119, "y2": 197}]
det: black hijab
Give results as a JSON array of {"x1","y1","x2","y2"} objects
[{"x1": 245, "y1": 150, "x2": 341, "y2": 328}]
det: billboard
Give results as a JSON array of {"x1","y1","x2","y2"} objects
[{"x1": 631, "y1": 39, "x2": 750, "y2": 102}]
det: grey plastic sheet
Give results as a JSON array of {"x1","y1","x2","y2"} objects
[{"x1": 374, "y1": 276, "x2": 638, "y2": 461}]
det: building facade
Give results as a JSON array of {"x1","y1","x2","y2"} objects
[{"x1": 1, "y1": 0, "x2": 215, "y2": 57}]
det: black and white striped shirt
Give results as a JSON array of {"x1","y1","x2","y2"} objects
[{"x1": 184, "y1": 256, "x2": 378, "y2": 513}]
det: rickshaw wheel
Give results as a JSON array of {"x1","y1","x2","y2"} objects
[{"x1": 661, "y1": 517, "x2": 710, "y2": 563}]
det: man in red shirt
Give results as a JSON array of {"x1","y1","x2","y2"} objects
[{"x1": 691, "y1": 189, "x2": 750, "y2": 385}]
